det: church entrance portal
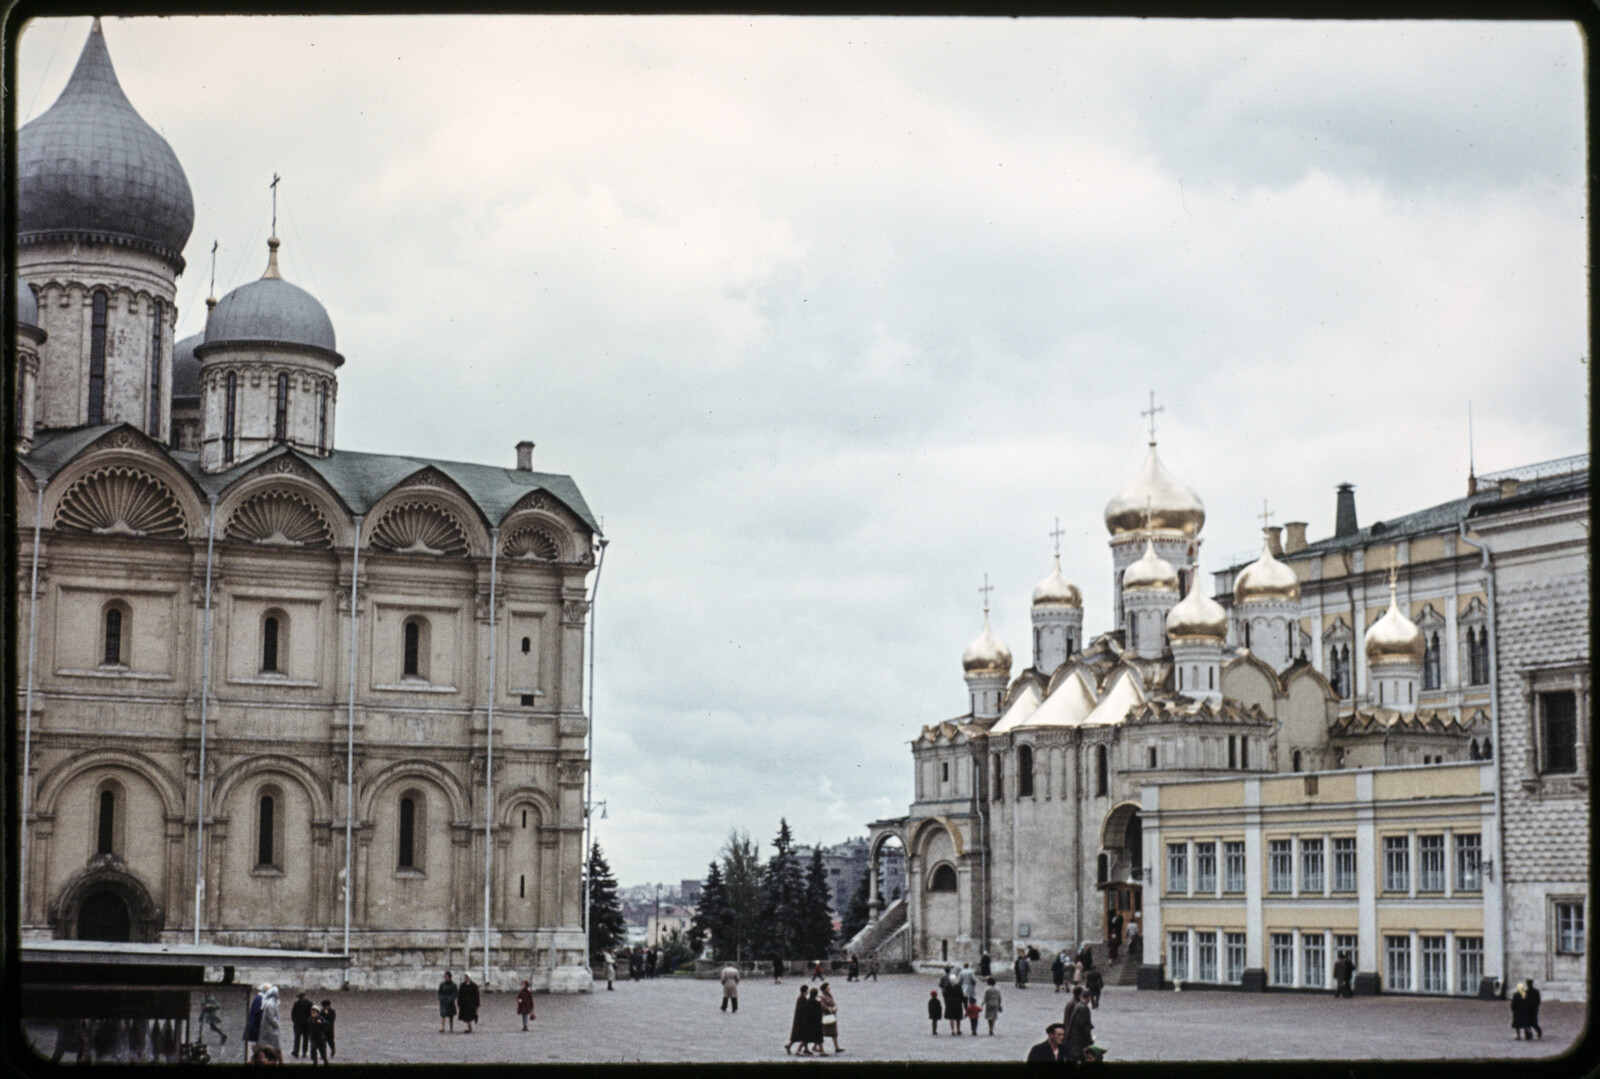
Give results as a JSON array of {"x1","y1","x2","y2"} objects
[
  {"x1": 77, "y1": 890, "x2": 133, "y2": 942},
  {"x1": 1103, "y1": 883, "x2": 1141, "y2": 950}
]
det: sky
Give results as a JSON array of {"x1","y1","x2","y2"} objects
[{"x1": 15, "y1": 15, "x2": 1588, "y2": 890}]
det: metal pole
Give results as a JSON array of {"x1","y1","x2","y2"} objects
[
  {"x1": 342, "y1": 516, "x2": 364, "y2": 967},
  {"x1": 193, "y1": 495, "x2": 217, "y2": 945},
  {"x1": 20, "y1": 480, "x2": 46, "y2": 922},
  {"x1": 483, "y1": 529, "x2": 498, "y2": 985},
  {"x1": 582, "y1": 538, "x2": 609, "y2": 961}
]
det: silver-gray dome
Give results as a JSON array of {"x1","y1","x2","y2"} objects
[
  {"x1": 17, "y1": 21, "x2": 194, "y2": 269},
  {"x1": 171, "y1": 332, "x2": 202, "y2": 400},
  {"x1": 205, "y1": 277, "x2": 339, "y2": 357},
  {"x1": 16, "y1": 280, "x2": 40, "y2": 328}
]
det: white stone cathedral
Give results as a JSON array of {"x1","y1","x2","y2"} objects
[{"x1": 14, "y1": 22, "x2": 600, "y2": 990}]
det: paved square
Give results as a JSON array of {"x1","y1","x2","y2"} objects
[{"x1": 24, "y1": 974, "x2": 1583, "y2": 1064}]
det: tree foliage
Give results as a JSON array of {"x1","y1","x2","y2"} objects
[
  {"x1": 720, "y1": 830, "x2": 765, "y2": 962},
  {"x1": 585, "y1": 841, "x2": 627, "y2": 960},
  {"x1": 800, "y1": 846, "x2": 836, "y2": 960},
  {"x1": 839, "y1": 867, "x2": 872, "y2": 945},
  {"x1": 758, "y1": 819, "x2": 806, "y2": 959},
  {"x1": 689, "y1": 860, "x2": 726, "y2": 959}
]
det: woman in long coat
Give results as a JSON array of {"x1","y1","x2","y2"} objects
[
  {"x1": 437, "y1": 972, "x2": 458, "y2": 1033},
  {"x1": 982, "y1": 978, "x2": 1004, "y2": 1035},
  {"x1": 1511, "y1": 982, "x2": 1532, "y2": 1039},
  {"x1": 243, "y1": 986, "x2": 264, "y2": 1057},
  {"x1": 1063, "y1": 987, "x2": 1094, "y2": 1062},
  {"x1": 456, "y1": 974, "x2": 481, "y2": 1033},
  {"x1": 941, "y1": 970, "x2": 965, "y2": 1035},
  {"x1": 786, "y1": 985, "x2": 810, "y2": 1055},
  {"x1": 804, "y1": 987, "x2": 827, "y2": 1055},
  {"x1": 257, "y1": 986, "x2": 283, "y2": 1054},
  {"x1": 818, "y1": 982, "x2": 843, "y2": 1053}
]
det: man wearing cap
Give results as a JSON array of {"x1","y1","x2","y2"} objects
[{"x1": 1026, "y1": 1023, "x2": 1069, "y2": 1063}]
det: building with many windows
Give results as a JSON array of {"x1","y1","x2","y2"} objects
[{"x1": 14, "y1": 22, "x2": 603, "y2": 990}]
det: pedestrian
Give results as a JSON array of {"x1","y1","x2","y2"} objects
[
  {"x1": 1078, "y1": 943, "x2": 1095, "y2": 971},
  {"x1": 978, "y1": 951, "x2": 992, "y2": 978},
  {"x1": 866, "y1": 955, "x2": 878, "y2": 981},
  {"x1": 720, "y1": 962, "x2": 741, "y2": 1012},
  {"x1": 243, "y1": 985, "x2": 264, "y2": 1060},
  {"x1": 1126, "y1": 917, "x2": 1142, "y2": 961},
  {"x1": 197, "y1": 992, "x2": 228, "y2": 1047},
  {"x1": 786, "y1": 985, "x2": 809, "y2": 1055},
  {"x1": 1108, "y1": 910, "x2": 1124, "y2": 962},
  {"x1": 1527, "y1": 978, "x2": 1543, "y2": 1039},
  {"x1": 1085, "y1": 964, "x2": 1104, "y2": 1008},
  {"x1": 927, "y1": 990, "x2": 942, "y2": 1035},
  {"x1": 318, "y1": 1001, "x2": 336, "y2": 1057},
  {"x1": 959, "y1": 960, "x2": 978, "y2": 1006},
  {"x1": 983, "y1": 977, "x2": 1003, "y2": 1035},
  {"x1": 1014, "y1": 949, "x2": 1031, "y2": 988},
  {"x1": 820, "y1": 981, "x2": 843, "y2": 1053},
  {"x1": 810, "y1": 960, "x2": 824, "y2": 982},
  {"x1": 646, "y1": 948, "x2": 658, "y2": 979},
  {"x1": 1063, "y1": 986, "x2": 1093, "y2": 1062},
  {"x1": 305, "y1": 1007, "x2": 329, "y2": 1066},
  {"x1": 848, "y1": 953, "x2": 860, "y2": 982},
  {"x1": 966, "y1": 997, "x2": 982, "y2": 1035},
  {"x1": 437, "y1": 971, "x2": 458, "y2": 1033},
  {"x1": 516, "y1": 980, "x2": 535, "y2": 1030},
  {"x1": 257, "y1": 985, "x2": 282, "y2": 1057},
  {"x1": 602, "y1": 949, "x2": 616, "y2": 990},
  {"x1": 50, "y1": 1019, "x2": 83, "y2": 1065},
  {"x1": 1511, "y1": 981, "x2": 1531, "y2": 1039},
  {"x1": 290, "y1": 992, "x2": 312, "y2": 1058},
  {"x1": 1332, "y1": 951, "x2": 1355, "y2": 998},
  {"x1": 805, "y1": 986, "x2": 828, "y2": 1055},
  {"x1": 942, "y1": 966, "x2": 965, "y2": 1035},
  {"x1": 773, "y1": 953, "x2": 785, "y2": 984},
  {"x1": 1026, "y1": 1022, "x2": 1069, "y2": 1063},
  {"x1": 457, "y1": 973, "x2": 481, "y2": 1033},
  {"x1": 1051, "y1": 951, "x2": 1067, "y2": 993}
]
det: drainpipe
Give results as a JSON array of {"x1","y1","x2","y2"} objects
[
  {"x1": 342, "y1": 516, "x2": 364, "y2": 970},
  {"x1": 483, "y1": 529, "x2": 499, "y2": 985},
  {"x1": 582, "y1": 537, "x2": 609, "y2": 966},
  {"x1": 1458, "y1": 520, "x2": 1504, "y2": 989},
  {"x1": 20, "y1": 479, "x2": 46, "y2": 924},
  {"x1": 193, "y1": 495, "x2": 217, "y2": 945}
]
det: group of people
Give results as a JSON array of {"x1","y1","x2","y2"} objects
[
  {"x1": 845, "y1": 952, "x2": 879, "y2": 981},
  {"x1": 1105, "y1": 911, "x2": 1140, "y2": 962},
  {"x1": 1511, "y1": 979, "x2": 1544, "y2": 1040},
  {"x1": 1050, "y1": 945, "x2": 1103, "y2": 1007},
  {"x1": 51, "y1": 1017, "x2": 194, "y2": 1064},
  {"x1": 929, "y1": 962, "x2": 1005, "y2": 1036},
  {"x1": 241, "y1": 984, "x2": 335, "y2": 1066},
  {"x1": 785, "y1": 983, "x2": 843, "y2": 1055},
  {"x1": 1027, "y1": 984, "x2": 1103, "y2": 1064},
  {"x1": 435, "y1": 972, "x2": 482, "y2": 1034}
]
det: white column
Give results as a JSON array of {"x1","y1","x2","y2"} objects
[
  {"x1": 1409, "y1": 928, "x2": 1421, "y2": 993},
  {"x1": 1408, "y1": 830, "x2": 1418, "y2": 899},
  {"x1": 1442, "y1": 828, "x2": 1454, "y2": 899},
  {"x1": 1291, "y1": 927, "x2": 1302, "y2": 987},
  {"x1": 1243, "y1": 779, "x2": 1263, "y2": 970},
  {"x1": 1141, "y1": 785, "x2": 1162, "y2": 964},
  {"x1": 1354, "y1": 772, "x2": 1378, "y2": 974},
  {"x1": 1444, "y1": 928, "x2": 1456, "y2": 996},
  {"x1": 1322, "y1": 832, "x2": 1332, "y2": 897},
  {"x1": 1186, "y1": 839, "x2": 1195, "y2": 897},
  {"x1": 1480, "y1": 768, "x2": 1504, "y2": 985},
  {"x1": 1291, "y1": 837, "x2": 1300, "y2": 898}
]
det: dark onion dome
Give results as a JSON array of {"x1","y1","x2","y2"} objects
[
  {"x1": 16, "y1": 280, "x2": 41, "y2": 329},
  {"x1": 171, "y1": 332, "x2": 202, "y2": 401},
  {"x1": 16, "y1": 20, "x2": 194, "y2": 270},
  {"x1": 200, "y1": 237, "x2": 342, "y2": 363}
]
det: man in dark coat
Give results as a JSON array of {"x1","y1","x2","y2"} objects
[
  {"x1": 1526, "y1": 979, "x2": 1543, "y2": 1039},
  {"x1": 318, "y1": 1001, "x2": 336, "y2": 1056},
  {"x1": 1085, "y1": 965, "x2": 1104, "y2": 1008},
  {"x1": 978, "y1": 952, "x2": 992, "y2": 978},
  {"x1": 1332, "y1": 952, "x2": 1355, "y2": 998},
  {"x1": 1108, "y1": 911, "x2": 1124, "y2": 961},
  {"x1": 290, "y1": 992, "x2": 312, "y2": 1058},
  {"x1": 1063, "y1": 987, "x2": 1094, "y2": 1062},
  {"x1": 1026, "y1": 1023, "x2": 1069, "y2": 1063}
]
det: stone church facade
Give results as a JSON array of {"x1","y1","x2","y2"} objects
[{"x1": 14, "y1": 22, "x2": 601, "y2": 991}]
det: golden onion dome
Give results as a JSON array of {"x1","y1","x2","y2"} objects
[
  {"x1": 1167, "y1": 557, "x2": 1227, "y2": 640},
  {"x1": 1122, "y1": 538, "x2": 1179, "y2": 592},
  {"x1": 962, "y1": 614, "x2": 1013, "y2": 676},
  {"x1": 1365, "y1": 580, "x2": 1425, "y2": 665},
  {"x1": 1032, "y1": 557, "x2": 1083, "y2": 608},
  {"x1": 1104, "y1": 443, "x2": 1206, "y2": 537},
  {"x1": 1233, "y1": 532, "x2": 1301, "y2": 604}
]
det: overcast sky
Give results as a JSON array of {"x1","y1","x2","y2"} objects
[{"x1": 17, "y1": 15, "x2": 1586, "y2": 890}]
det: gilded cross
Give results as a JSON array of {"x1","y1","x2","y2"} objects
[
  {"x1": 1050, "y1": 517, "x2": 1065, "y2": 560},
  {"x1": 1141, "y1": 390, "x2": 1164, "y2": 444},
  {"x1": 1258, "y1": 500, "x2": 1274, "y2": 530},
  {"x1": 979, "y1": 574, "x2": 994, "y2": 615}
]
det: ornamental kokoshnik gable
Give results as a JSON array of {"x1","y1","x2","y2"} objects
[{"x1": 14, "y1": 21, "x2": 603, "y2": 991}]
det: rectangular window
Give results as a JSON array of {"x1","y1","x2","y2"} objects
[
  {"x1": 224, "y1": 372, "x2": 237, "y2": 465},
  {"x1": 1228, "y1": 735, "x2": 1237, "y2": 768},
  {"x1": 1194, "y1": 842, "x2": 1216, "y2": 893},
  {"x1": 1270, "y1": 933, "x2": 1294, "y2": 986},
  {"x1": 1195, "y1": 931, "x2": 1217, "y2": 982},
  {"x1": 1333, "y1": 837, "x2": 1358, "y2": 892},
  {"x1": 1302, "y1": 932, "x2": 1326, "y2": 988},
  {"x1": 1223, "y1": 841, "x2": 1246, "y2": 893},
  {"x1": 1454, "y1": 834, "x2": 1481, "y2": 891},
  {"x1": 1556, "y1": 902, "x2": 1585, "y2": 954},
  {"x1": 274, "y1": 372, "x2": 289, "y2": 442},
  {"x1": 1166, "y1": 843, "x2": 1188, "y2": 894},
  {"x1": 1241, "y1": 737, "x2": 1249, "y2": 768},
  {"x1": 1383, "y1": 835, "x2": 1410, "y2": 893},
  {"x1": 1456, "y1": 937, "x2": 1483, "y2": 995},
  {"x1": 1540, "y1": 691, "x2": 1577, "y2": 773},
  {"x1": 148, "y1": 299, "x2": 163, "y2": 432},
  {"x1": 1224, "y1": 932, "x2": 1247, "y2": 983},
  {"x1": 1384, "y1": 935, "x2": 1412, "y2": 991},
  {"x1": 1268, "y1": 839, "x2": 1293, "y2": 893},
  {"x1": 316, "y1": 383, "x2": 328, "y2": 454},
  {"x1": 1417, "y1": 835, "x2": 1446, "y2": 892},
  {"x1": 88, "y1": 291, "x2": 108, "y2": 426},
  {"x1": 1168, "y1": 931, "x2": 1189, "y2": 981},
  {"x1": 1420, "y1": 936, "x2": 1447, "y2": 993},
  {"x1": 1301, "y1": 838, "x2": 1325, "y2": 894}
]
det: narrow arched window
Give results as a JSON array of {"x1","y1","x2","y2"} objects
[
  {"x1": 148, "y1": 299, "x2": 164, "y2": 432},
  {"x1": 403, "y1": 619, "x2": 423, "y2": 677},
  {"x1": 262, "y1": 615, "x2": 281, "y2": 673},
  {"x1": 1209, "y1": 666, "x2": 1215, "y2": 690},
  {"x1": 274, "y1": 372, "x2": 289, "y2": 443},
  {"x1": 1178, "y1": 666, "x2": 1183, "y2": 690},
  {"x1": 223, "y1": 372, "x2": 238, "y2": 466},
  {"x1": 257, "y1": 794, "x2": 276, "y2": 867},
  {"x1": 88, "y1": 290, "x2": 108, "y2": 425},
  {"x1": 98, "y1": 789, "x2": 115, "y2": 855},
  {"x1": 1017, "y1": 745, "x2": 1034, "y2": 798},
  {"x1": 398, "y1": 796, "x2": 416, "y2": 869},
  {"x1": 929, "y1": 864, "x2": 958, "y2": 891},
  {"x1": 992, "y1": 755, "x2": 1003, "y2": 802},
  {"x1": 103, "y1": 606, "x2": 125, "y2": 666},
  {"x1": 1292, "y1": 750, "x2": 1302, "y2": 772},
  {"x1": 521, "y1": 636, "x2": 531, "y2": 654},
  {"x1": 1423, "y1": 632, "x2": 1441, "y2": 690},
  {"x1": 316, "y1": 383, "x2": 329, "y2": 455},
  {"x1": 1095, "y1": 744, "x2": 1108, "y2": 797}
]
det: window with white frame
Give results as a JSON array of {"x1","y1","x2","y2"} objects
[
  {"x1": 1383, "y1": 835, "x2": 1410, "y2": 892},
  {"x1": 1224, "y1": 932, "x2": 1247, "y2": 983},
  {"x1": 1301, "y1": 838, "x2": 1324, "y2": 893},
  {"x1": 1168, "y1": 931, "x2": 1190, "y2": 980},
  {"x1": 1417, "y1": 834, "x2": 1445, "y2": 892},
  {"x1": 1333, "y1": 837, "x2": 1357, "y2": 892},
  {"x1": 1302, "y1": 932, "x2": 1326, "y2": 988},
  {"x1": 1167, "y1": 844, "x2": 1188, "y2": 893},
  {"x1": 1195, "y1": 841, "x2": 1216, "y2": 893},
  {"x1": 1454, "y1": 833, "x2": 1481, "y2": 891},
  {"x1": 1456, "y1": 937, "x2": 1483, "y2": 995},
  {"x1": 1384, "y1": 935, "x2": 1411, "y2": 991},
  {"x1": 1270, "y1": 933, "x2": 1294, "y2": 986},
  {"x1": 1195, "y1": 931, "x2": 1217, "y2": 982},
  {"x1": 1555, "y1": 901, "x2": 1585, "y2": 954},
  {"x1": 1420, "y1": 936, "x2": 1447, "y2": 993},
  {"x1": 1268, "y1": 839, "x2": 1293, "y2": 893},
  {"x1": 1223, "y1": 841, "x2": 1246, "y2": 893}
]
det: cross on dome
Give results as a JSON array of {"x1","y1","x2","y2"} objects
[
  {"x1": 1050, "y1": 517, "x2": 1065, "y2": 561},
  {"x1": 1259, "y1": 500, "x2": 1274, "y2": 529},
  {"x1": 1141, "y1": 390, "x2": 1164, "y2": 445},
  {"x1": 979, "y1": 573, "x2": 994, "y2": 616}
]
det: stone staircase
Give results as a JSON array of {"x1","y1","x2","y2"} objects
[{"x1": 842, "y1": 896, "x2": 911, "y2": 970}]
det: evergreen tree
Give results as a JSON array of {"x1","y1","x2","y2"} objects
[
  {"x1": 721, "y1": 830, "x2": 765, "y2": 962},
  {"x1": 689, "y1": 860, "x2": 727, "y2": 959},
  {"x1": 839, "y1": 868, "x2": 872, "y2": 945},
  {"x1": 800, "y1": 846, "x2": 836, "y2": 960},
  {"x1": 585, "y1": 841, "x2": 627, "y2": 961},
  {"x1": 758, "y1": 819, "x2": 805, "y2": 959}
]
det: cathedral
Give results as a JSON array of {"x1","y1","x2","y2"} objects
[{"x1": 13, "y1": 22, "x2": 601, "y2": 991}]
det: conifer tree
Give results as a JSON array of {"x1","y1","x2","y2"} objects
[
  {"x1": 721, "y1": 830, "x2": 765, "y2": 961},
  {"x1": 585, "y1": 841, "x2": 627, "y2": 960},
  {"x1": 689, "y1": 860, "x2": 728, "y2": 959},
  {"x1": 800, "y1": 846, "x2": 836, "y2": 961},
  {"x1": 839, "y1": 868, "x2": 872, "y2": 945},
  {"x1": 758, "y1": 819, "x2": 805, "y2": 959}
]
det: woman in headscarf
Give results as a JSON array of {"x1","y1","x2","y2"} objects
[
  {"x1": 243, "y1": 985, "x2": 265, "y2": 1059},
  {"x1": 818, "y1": 982, "x2": 843, "y2": 1054},
  {"x1": 456, "y1": 973, "x2": 481, "y2": 1033},
  {"x1": 257, "y1": 985, "x2": 283, "y2": 1055}
]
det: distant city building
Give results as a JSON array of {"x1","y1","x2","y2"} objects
[
  {"x1": 646, "y1": 904, "x2": 696, "y2": 946},
  {"x1": 795, "y1": 836, "x2": 905, "y2": 917},
  {"x1": 679, "y1": 878, "x2": 703, "y2": 904}
]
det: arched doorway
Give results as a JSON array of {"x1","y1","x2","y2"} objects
[
  {"x1": 77, "y1": 889, "x2": 132, "y2": 942},
  {"x1": 1097, "y1": 802, "x2": 1144, "y2": 955}
]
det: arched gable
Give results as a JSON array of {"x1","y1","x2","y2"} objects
[
  {"x1": 1100, "y1": 801, "x2": 1142, "y2": 851},
  {"x1": 361, "y1": 758, "x2": 471, "y2": 823},
  {"x1": 1282, "y1": 662, "x2": 1337, "y2": 702},
  {"x1": 211, "y1": 753, "x2": 332, "y2": 822},
  {"x1": 495, "y1": 784, "x2": 556, "y2": 827},
  {"x1": 909, "y1": 815, "x2": 964, "y2": 860},
  {"x1": 44, "y1": 427, "x2": 206, "y2": 540},
  {"x1": 867, "y1": 827, "x2": 907, "y2": 864},
  {"x1": 35, "y1": 748, "x2": 184, "y2": 821},
  {"x1": 363, "y1": 468, "x2": 490, "y2": 558},
  {"x1": 217, "y1": 452, "x2": 356, "y2": 549},
  {"x1": 499, "y1": 489, "x2": 593, "y2": 564},
  {"x1": 1222, "y1": 652, "x2": 1282, "y2": 711}
]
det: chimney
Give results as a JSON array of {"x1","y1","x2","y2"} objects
[
  {"x1": 515, "y1": 441, "x2": 535, "y2": 471},
  {"x1": 1284, "y1": 521, "x2": 1308, "y2": 554},
  {"x1": 1498, "y1": 477, "x2": 1518, "y2": 498},
  {"x1": 1265, "y1": 525, "x2": 1284, "y2": 557},
  {"x1": 1334, "y1": 483, "x2": 1359, "y2": 538}
]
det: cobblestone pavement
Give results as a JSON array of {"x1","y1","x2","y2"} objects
[{"x1": 24, "y1": 974, "x2": 1585, "y2": 1065}]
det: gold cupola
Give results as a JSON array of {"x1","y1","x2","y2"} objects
[
  {"x1": 1122, "y1": 538, "x2": 1180, "y2": 592},
  {"x1": 1365, "y1": 577, "x2": 1425, "y2": 665},
  {"x1": 1104, "y1": 443, "x2": 1206, "y2": 537},
  {"x1": 1167, "y1": 556, "x2": 1227, "y2": 639},
  {"x1": 1233, "y1": 531, "x2": 1301, "y2": 604},
  {"x1": 1032, "y1": 557, "x2": 1083, "y2": 608},
  {"x1": 962, "y1": 614, "x2": 1013, "y2": 675}
]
